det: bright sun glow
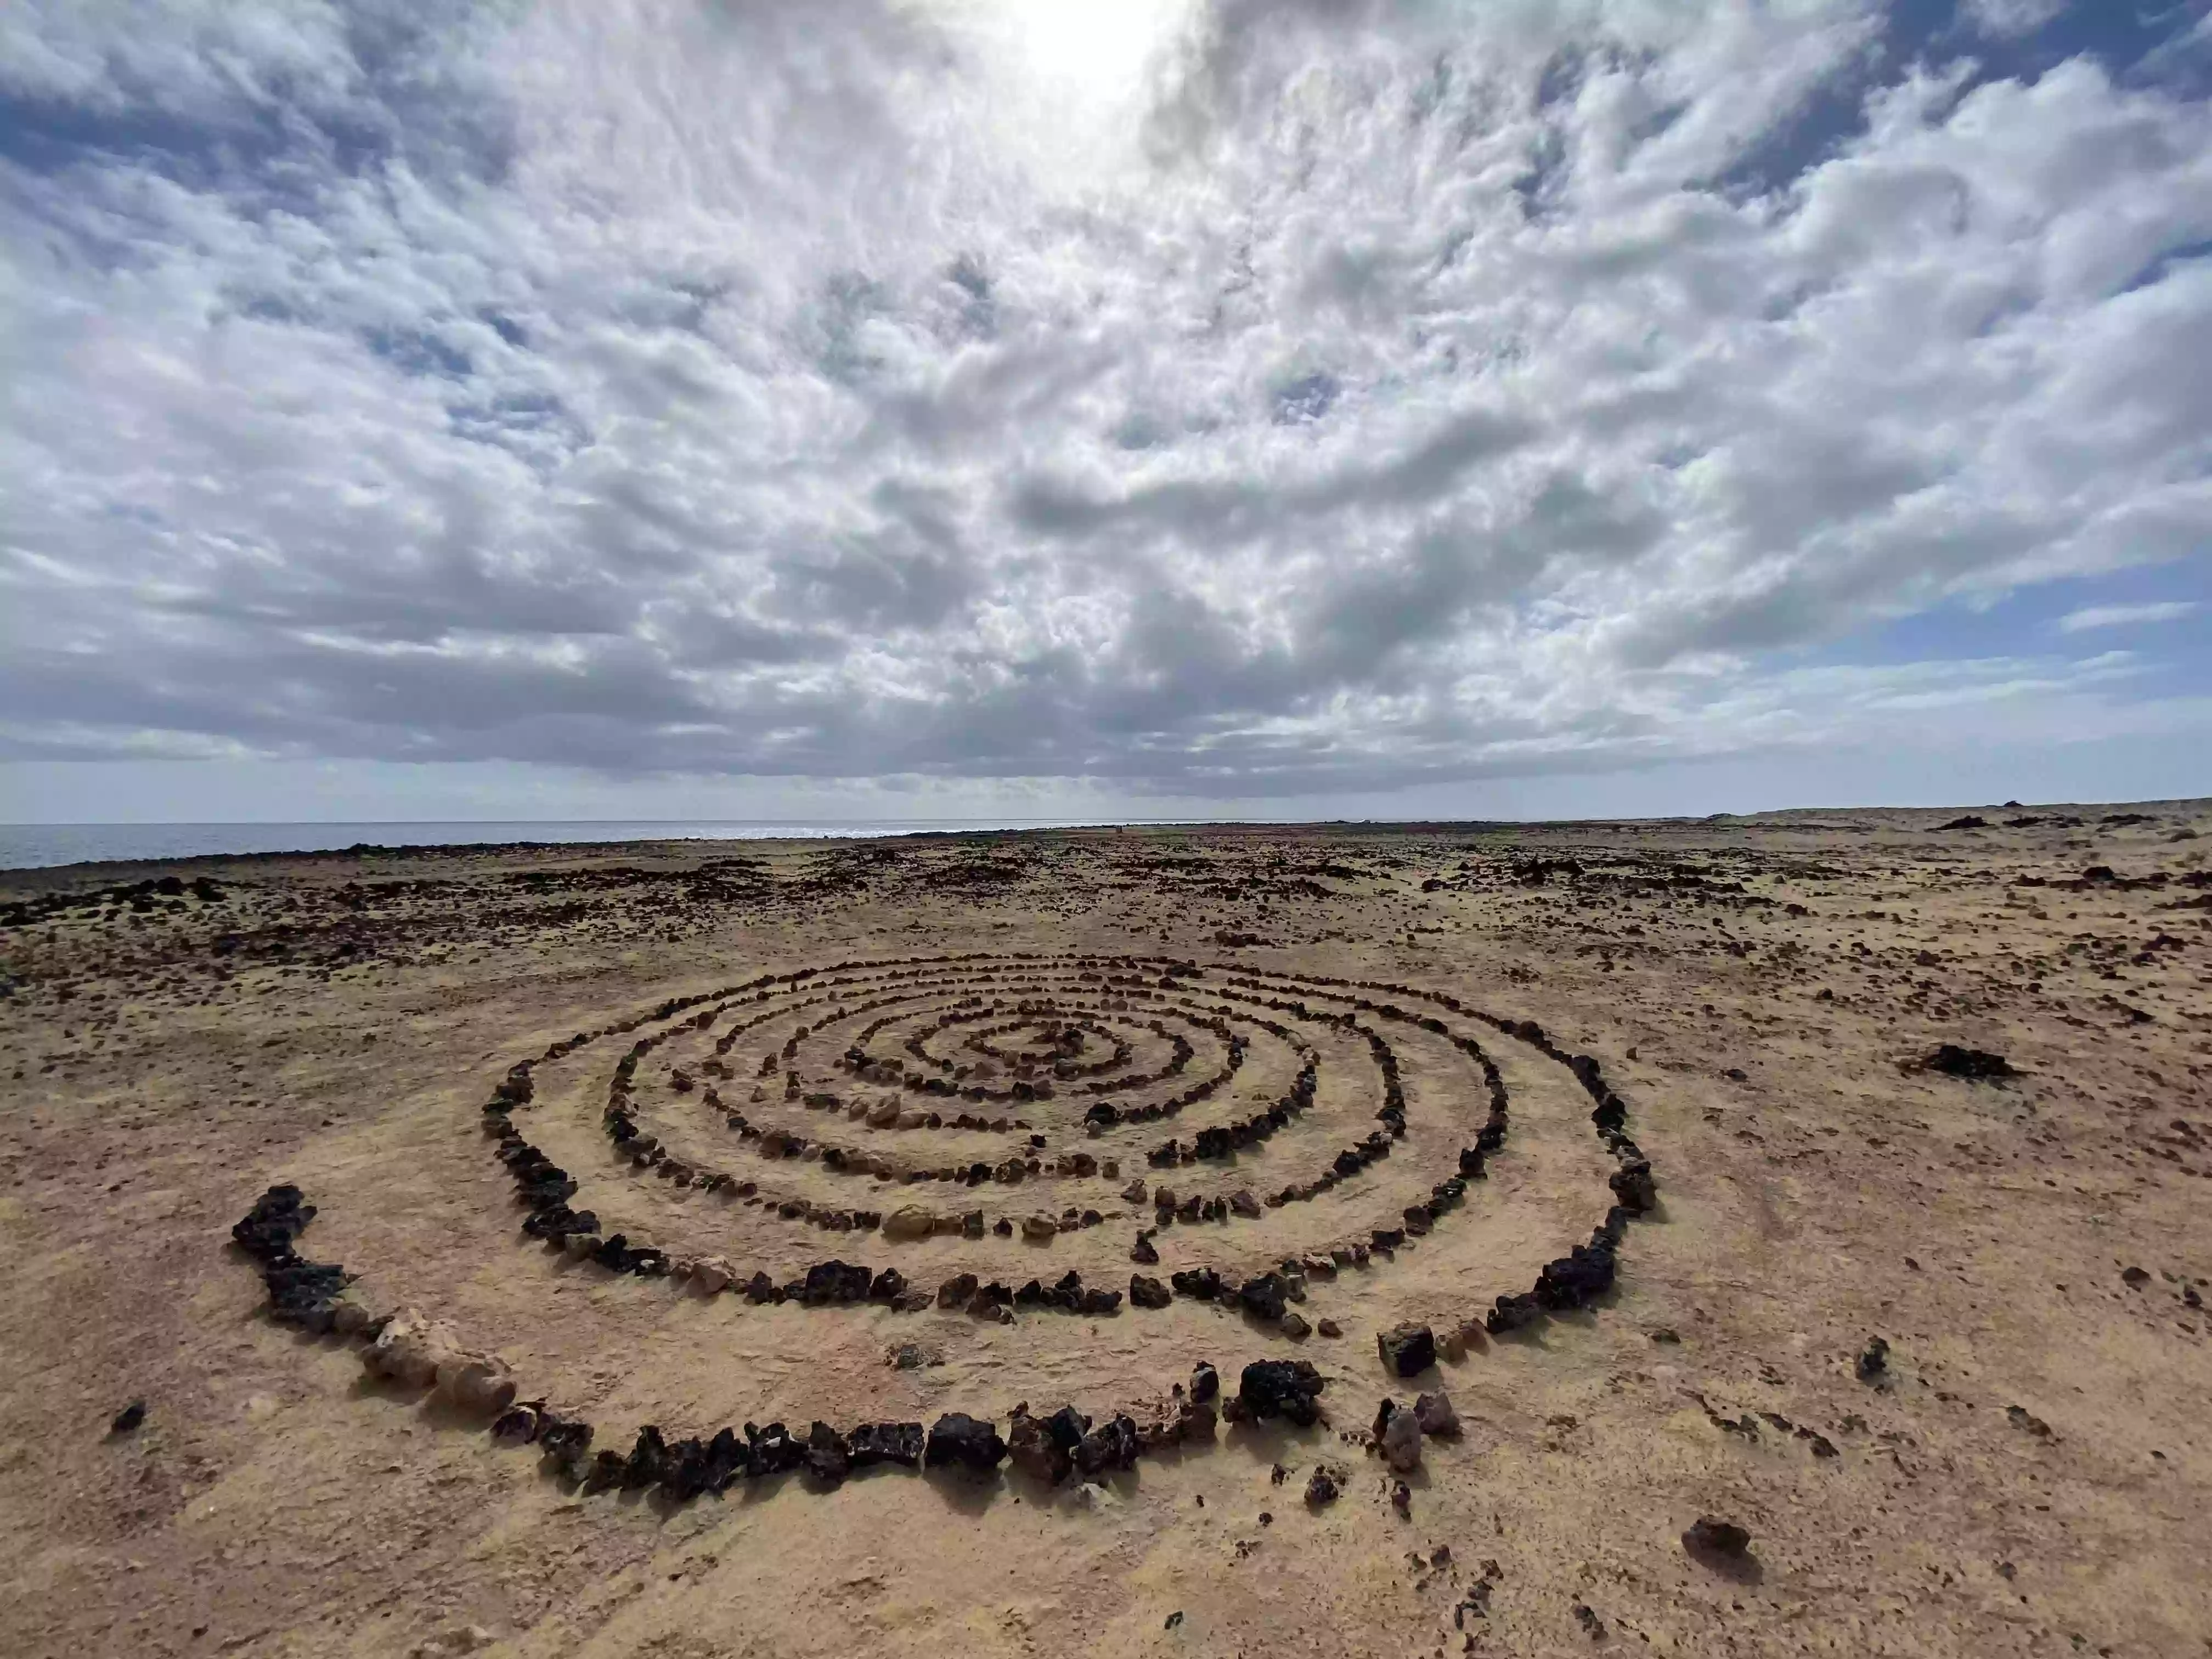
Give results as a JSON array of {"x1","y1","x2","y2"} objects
[
  {"x1": 904, "y1": 0, "x2": 1198, "y2": 182},
  {"x1": 1005, "y1": 0, "x2": 1190, "y2": 89},
  {"x1": 927, "y1": 0, "x2": 1193, "y2": 101}
]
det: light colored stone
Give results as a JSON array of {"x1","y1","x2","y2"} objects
[
  {"x1": 363, "y1": 1307, "x2": 455, "y2": 1390},
  {"x1": 691, "y1": 1256, "x2": 735, "y2": 1294},
  {"x1": 366, "y1": 1308, "x2": 513, "y2": 1415},
  {"x1": 1381, "y1": 1407, "x2": 1423, "y2": 1472},
  {"x1": 437, "y1": 1356, "x2": 516, "y2": 1417},
  {"x1": 882, "y1": 1206, "x2": 937, "y2": 1242}
]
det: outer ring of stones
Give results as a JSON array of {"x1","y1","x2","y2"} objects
[
  {"x1": 890, "y1": 1003, "x2": 1157, "y2": 1092},
  {"x1": 227, "y1": 953, "x2": 1659, "y2": 1509}
]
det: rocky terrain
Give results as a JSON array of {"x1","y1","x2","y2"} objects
[{"x1": 1, "y1": 804, "x2": 2207, "y2": 1658}]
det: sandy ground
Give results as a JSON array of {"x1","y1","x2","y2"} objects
[{"x1": 1, "y1": 806, "x2": 2208, "y2": 1659}]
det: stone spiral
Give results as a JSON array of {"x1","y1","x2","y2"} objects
[{"x1": 233, "y1": 952, "x2": 1657, "y2": 1504}]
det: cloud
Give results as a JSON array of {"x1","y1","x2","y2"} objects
[
  {"x1": 2057, "y1": 600, "x2": 2202, "y2": 632},
  {"x1": 2, "y1": 0, "x2": 2210, "y2": 801},
  {"x1": 1959, "y1": 0, "x2": 2066, "y2": 43}
]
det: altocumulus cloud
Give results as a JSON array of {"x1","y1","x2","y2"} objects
[{"x1": 3, "y1": 0, "x2": 2210, "y2": 803}]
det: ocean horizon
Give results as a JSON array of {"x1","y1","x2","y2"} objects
[{"x1": 0, "y1": 817, "x2": 1210, "y2": 872}]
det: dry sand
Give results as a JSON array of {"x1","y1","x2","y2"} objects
[{"x1": 2, "y1": 805, "x2": 2208, "y2": 1658}]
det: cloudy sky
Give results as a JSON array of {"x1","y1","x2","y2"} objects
[{"x1": 3, "y1": 0, "x2": 2210, "y2": 825}]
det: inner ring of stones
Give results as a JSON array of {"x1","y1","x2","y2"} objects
[
  {"x1": 896, "y1": 1005, "x2": 1156, "y2": 1090},
  {"x1": 705, "y1": 978, "x2": 1283, "y2": 1148},
  {"x1": 842, "y1": 993, "x2": 1211, "y2": 1108},
  {"x1": 960, "y1": 1015, "x2": 1131, "y2": 1077}
]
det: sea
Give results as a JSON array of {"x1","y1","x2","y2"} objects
[{"x1": 0, "y1": 819, "x2": 1184, "y2": 872}]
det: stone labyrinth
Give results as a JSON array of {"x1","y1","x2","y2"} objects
[{"x1": 231, "y1": 953, "x2": 1658, "y2": 1502}]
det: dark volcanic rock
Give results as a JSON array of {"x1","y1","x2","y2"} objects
[
  {"x1": 1855, "y1": 1335, "x2": 1890, "y2": 1382},
  {"x1": 537, "y1": 1417, "x2": 593, "y2": 1462},
  {"x1": 1129, "y1": 1273, "x2": 1172, "y2": 1309},
  {"x1": 1927, "y1": 1044, "x2": 2015, "y2": 1080},
  {"x1": 1609, "y1": 1159, "x2": 1657, "y2": 1213},
  {"x1": 1377, "y1": 1322, "x2": 1436, "y2": 1378},
  {"x1": 925, "y1": 1413, "x2": 1006, "y2": 1475},
  {"x1": 582, "y1": 1449, "x2": 627, "y2": 1492},
  {"x1": 230, "y1": 1183, "x2": 314, "y2": 1259},
  {"x1": 1171, "y1": 1267, "x2": 1227, "y2": 1301},
  {"x1": 1239, "y1": 1272, "x2": 1289, "y2": 1323},
  {"x1": 622, "y1": 1425, "x2": 670, "y2": 1489},
  {"x1": 1683, "y1": 1517, "x2": 1753, "y2": 1561},
  {"x1": 805, "y1": 1421, "x2": 852, "y2": 1486},
  {"x1": 490, "y1": 1401, "x2": 546, "y2": 1445},
  {"x1": 1534, "y1": 1234, "x2": 1618, "y2": 1311},
  {"x1": 802, "y1": 1260, "x2": 874, "y2": 1305},
  {"x1": 849, "y1": 1421, "x2": 925, "y2": 1469},
  {"x1": 1074, "y1": 1413, "x2": 1142, "y2": 1477},
  {"x1": 229, "y1": 1184, "x2": 354, "y2": 1328},
  {"x1": 659, "y1": 1437, "x2": 712, "y2": 1502},
  {"x1": 108, "y1": 1400, "x2": 146, "y2": 1436},
  {"x1": 744, "y1": 1421, "x2": 805, "y2": 1476},
  {"x1": 1486, "y1": 1291, "x2": 1543, "y2": 1334},
  {"x1": 1238, "y1": 1359, "x2": 1325, "y2": 1426}
]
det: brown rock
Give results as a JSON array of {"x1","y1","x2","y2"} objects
[
  {"x1": 1413, "y1": 1390, "x2": 1459, "y2": 1436},
  {"x1": 1380, "y1": 1403, "x2": 1423, "y2": 1472}
]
